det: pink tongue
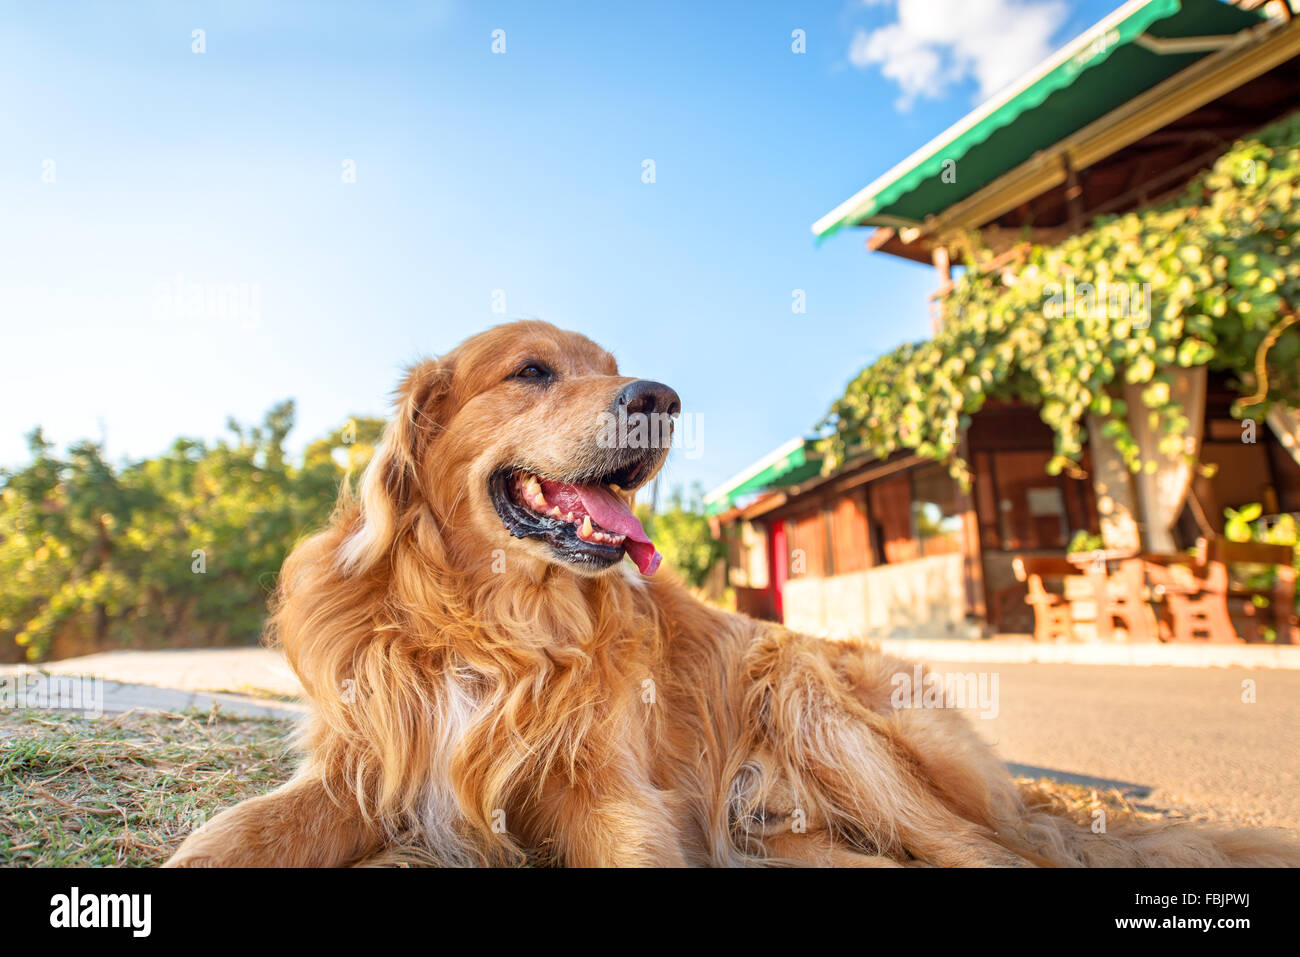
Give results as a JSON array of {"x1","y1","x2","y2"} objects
[{"x1": 538, "y1": 479, "x2": 662, "y2": 575}]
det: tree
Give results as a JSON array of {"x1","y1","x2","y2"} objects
[
  {"x1": 636, "y1": 483, "x2": 725, "y2": 589},
  {"x1": 0, "y1": 404, "x2": 383, "y2": 660}
]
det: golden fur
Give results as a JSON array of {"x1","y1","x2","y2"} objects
[{"x1": 166, "y1": 321, "x2": 1300, "y2": 867}]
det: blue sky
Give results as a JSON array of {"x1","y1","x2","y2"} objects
[{"x1": 0, "y1": 0, "x2": 1118, "y2": 499}]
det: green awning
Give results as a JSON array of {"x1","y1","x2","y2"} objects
[
  {"x1": 813, "y1": 0, "x2": 1268, "y2": 239},
  {"x1": 704, "y1": 438, "x2": 824, "y2": 515}
]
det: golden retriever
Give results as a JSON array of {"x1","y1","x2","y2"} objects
[{"x1": 166, "y1": 320, "x2": 1299, "y2": 867}]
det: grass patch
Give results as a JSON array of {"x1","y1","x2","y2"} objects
[
  {"x1": 0, "y1": 706, "x2": 1179, "y2": 868},
  {"x1": 0, "y1": 706, "x2": 295, "y2": 867}
]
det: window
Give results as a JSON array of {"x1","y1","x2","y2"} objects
[
  {"x1": 973, "y1": 449, "x2": 1095, "y2": 551},
  {"x1": 864, "y1": 466, "x2": 965, "y2": 565},
  {"x1": 869, "y1": 474, "x2": 916, "y2": 564},
  {"x1": 910, "y1": 464, "x2": 965, "y2": 557}
]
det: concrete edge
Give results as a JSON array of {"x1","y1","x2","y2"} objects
[
  {"x1": 877, "y1": 639, "x2": 1300, "y2": 669},
  {"x1": 0, "y1": 671, "x2": 306, "y2": 720}
]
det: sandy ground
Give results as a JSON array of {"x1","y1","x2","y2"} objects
[{"x1": 927, "y1": 660, "x2": 1300, "y2": 831}]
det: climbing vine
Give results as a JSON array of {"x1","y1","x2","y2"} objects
[{"x1": 820, "y1": 111, "x2": 1300, "y2": 484}]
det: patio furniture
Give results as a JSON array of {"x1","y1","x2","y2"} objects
[
  {"x1": 1084, "y1": 557, "x2": 1158, "y2": 643},
  {"x1": 990, "y1": 581, "x2": 1033, "y2": 634},
  {"x1": 1200, "y1": 538, "x2": 1299, "y2": 644},
  {"x1": 1012, "y1": 556, "x2": 1077, "y2": 642},
  {"x1": 1143, "y1": 552, "x2": 1237, "y2": 643}
]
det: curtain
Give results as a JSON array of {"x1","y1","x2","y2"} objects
[
  {"x1": 1123, "y1": 365, "x2": 1207, "y2": 553},
  {"x1": 1267, "y1": 405, "x2": 1300, "y2": 469},
  {"x1": 1086, "y1": 413, "x2": 1141, "y2": 553}
]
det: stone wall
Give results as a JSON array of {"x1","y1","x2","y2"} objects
[{"x1": 782, "y1": 554, "x2": 979, "y2": 640}]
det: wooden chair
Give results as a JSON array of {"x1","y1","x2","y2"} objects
[
  {"x1": 1012, "y1": 556, "x2": 1077, "y2": 642},
  {"x1": 1202, "y1": 538, "x2": 1299, "y2": 644},
  {"x1": 991, "y1": 582, "x2": 1034, "y2": 634},
  {"x1": 1144, "y1": 553, "x2": 1237, "y2": 643},
  {"x1": 1084, "y1": 557, "x2": 1157, "y2": 643}
]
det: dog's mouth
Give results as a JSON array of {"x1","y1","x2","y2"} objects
[{"x1": 489, "y1": 463, "x2": 663, "y2": 575}]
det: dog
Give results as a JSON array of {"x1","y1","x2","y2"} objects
[{"x1": 166, "y1": 320, "x2": 1300, "y2": 867}]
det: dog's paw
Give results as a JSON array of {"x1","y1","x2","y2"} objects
[
  {"x1": 162, "y1": 845, "x2": 224, "y2": 867},
  {"x1": 163, "y1": 830, "x2": 240, "y2": 868}
]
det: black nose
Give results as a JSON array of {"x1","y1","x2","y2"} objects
[{"x1": 616, "y1": 380, "x2": 681, "y2": 418}]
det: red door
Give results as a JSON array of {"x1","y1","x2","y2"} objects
[{"x1": 770, "y1": 520, "x2": 787, "y2": 621}]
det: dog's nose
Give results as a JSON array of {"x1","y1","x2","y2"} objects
[{"x1": 616, "y1": 380, "x2": 681, "y2": 418}]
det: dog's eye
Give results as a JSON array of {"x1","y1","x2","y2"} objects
[{"x1": 510, "y1": 362, "x2": 552, "y2": 382}]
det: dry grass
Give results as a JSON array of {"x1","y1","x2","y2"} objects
[
  {"x1": 1015, "y1": 776, "x2": 1171, "y2": 828},
  {"x1": 0, "y1": 706, "x2": 1186, "y2": 867},
  {"x1": 0, "y1": 706, "x2": 295, "y2": 867}
]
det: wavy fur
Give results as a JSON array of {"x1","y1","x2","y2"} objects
[{"x1": 167, "y1": 321, "x2": 1300, "y2": 867}]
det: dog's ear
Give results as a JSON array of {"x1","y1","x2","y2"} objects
[{"x1": 338, "y1": 358, "x2": 455, "y2": 575}]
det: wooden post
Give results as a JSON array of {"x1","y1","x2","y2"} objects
[
  {"x1": 932, "y1": 245, "x2": 952, "y2": 335},
  {"x1": 932, "y1": 244, "x2": 952, "y2": 292},
  {"x1": 1063, "y1": 153, "x2": 1084, "y2": 231},
  {"x1": 956, "y1": 436, "x2": 988, "y2": 627}
]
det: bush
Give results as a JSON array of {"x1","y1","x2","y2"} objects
[
  {"x1": 636, "y1": 484, "x2": 725, "y2": 590},
  {"x1": 0, "y1": 403, "x2": 384, "y2": 660}
]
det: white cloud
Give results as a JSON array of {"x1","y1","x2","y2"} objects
[{"x1": 849, "y1": 0, "x2": 1068, "y2": 111}]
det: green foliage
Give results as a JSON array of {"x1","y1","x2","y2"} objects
[
  {"x1": 1222, "y1": 504, "x2": 1299, "y2": 641},
  {"x1": 0, "y1": 404, "x2": 385, "y2": 660},
  {"x1": 821, "y1": 113, "x2": 1300, "y2": 482},
  {"x1": 1223, "y1": 503, "x2": 1299, "y2": 571},
  {"x1": 1066, "y1": 530, "x2": 1105, "y2": 555},
  {"x1": 636, "y1": 484, "x2": 724, "y2": 589},
  {"x1": 1223, "y1": 503, "x2": 1266, "y2": 542}
]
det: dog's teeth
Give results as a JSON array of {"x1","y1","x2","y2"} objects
[
  {"x1": 510, "y1": 471, "x2": 623, "y2": 545},
  {"x1": 519, "y1": 475, "x2": 546, "y2": 509}
]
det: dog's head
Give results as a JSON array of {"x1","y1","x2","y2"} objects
[{"x1": 341, "y1": 321, "x2": 678, "y2": 579}]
